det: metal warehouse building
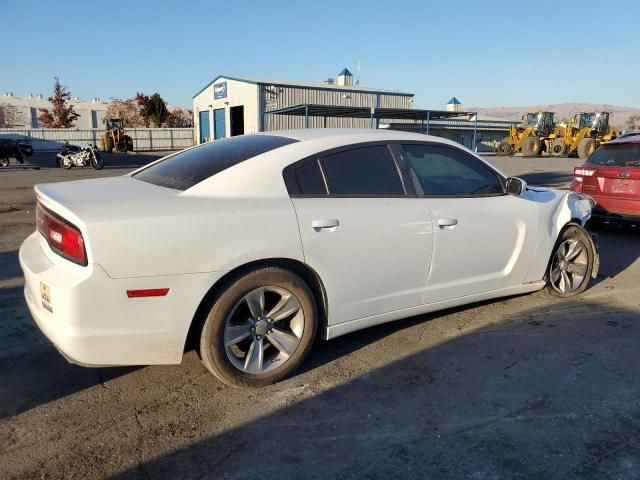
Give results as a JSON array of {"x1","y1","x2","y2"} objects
[{"x1": 192, "y1": 68, "x2": 414, "y2": 143}]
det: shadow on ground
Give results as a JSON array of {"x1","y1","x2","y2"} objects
[{"x1": 112, "y1": 297, "x2": 640, "y2": 480}]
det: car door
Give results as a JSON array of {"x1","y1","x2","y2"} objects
[
  {"x1": 398, "y1": 143, "x2": 539, "y2": 304},
  {"x1": 286, "y1": 144, "x2": 433, "y2": 325}
]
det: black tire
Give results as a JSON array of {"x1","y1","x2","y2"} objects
[
  {"x1": 0, "y1": 157, "x2": 9, "y2": 168},
  {"x1": 61, "y1": 157, "x2": 73, "y2": 169},
  {"x1": 91, "y1": 152, "x2": 104, "y2": 170},
  {"x1": 551, "y1": 138, "x2": 567, "y2": 157},
  {"x1": 577, "y1": 138, "x2": 596, "y2": 159},
  {"x1": 199, "y1": 267, "x2": 318, "y2": 387},
  {"x1": 546, "y1": 225, "x2": 595, "y2": 297},
  {"x1": 497, "y1": 141, "x2": 513, "y2": 155},
  {"x1": 521, "y1": 136, "x2": 542, "y2": 156}
]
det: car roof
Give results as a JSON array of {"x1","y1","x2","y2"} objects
[
  {"x1": 606, "y1": 134, "x2": 640, "y2": 145},
  {"x1": 262, "y1": 128, "x2": 443, "y2": 143}
]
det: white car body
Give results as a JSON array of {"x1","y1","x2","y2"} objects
[{"x1": 20, "y1": 129, "x2": 594, "y2": 367}]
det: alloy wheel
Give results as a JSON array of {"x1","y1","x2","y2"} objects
[
  {"x1": 549, "y1": 238, "x2": 589, "y2": 294},
  {"x1": 223, "y1": 286, "x2": 305, "y2": 374}
]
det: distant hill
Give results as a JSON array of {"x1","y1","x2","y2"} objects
[{"x1": 471, "y1": 103, "x2": 640, "y2": 129}]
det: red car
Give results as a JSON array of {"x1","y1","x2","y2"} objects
[{"x1": 571, "y1": 134, "x2": 640, "y2": 222}]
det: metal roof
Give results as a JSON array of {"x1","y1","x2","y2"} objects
[
  {"x1": 193, "y1": 75, "x2": 413, "y2": 98},
  {"x1": 447, "y1": 97, "x2": 461, "y2": 105},
  {"x1": 338, "y1": 68, "x2": 353, "y2": 77},
  {"x1": 263, "y1": 104, "x2": 474, "y2": 120}
]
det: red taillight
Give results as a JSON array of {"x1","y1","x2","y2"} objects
[
  {"x1": 574, "y1": 167, "x2": 597, "y2": 177},
  {"x1": 36, "y1": 202, "x2": 87, "y2": 265}
]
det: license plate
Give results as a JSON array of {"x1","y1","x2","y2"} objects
[
  {"x1": 611, "y1": 179, "x2": 635, "y2": 194},
  {"x1": 40, "y1": 282, "x2": 53, "y2": 313}
]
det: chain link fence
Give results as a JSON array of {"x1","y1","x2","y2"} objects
[{"x1": 0, "y1": 128, "x2": 195, "y2": 152}]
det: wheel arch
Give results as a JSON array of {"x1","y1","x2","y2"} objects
[
  {"x1": 183, "y1": 258, "x2": 329, "y2": 353},
  {"x1": 544, "y1": 220, "x2": 597, "y2": 282}
]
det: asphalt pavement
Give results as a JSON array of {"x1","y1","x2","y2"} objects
[{"x1": 0, "y1": 152, "x2": 639, "y2": 479}]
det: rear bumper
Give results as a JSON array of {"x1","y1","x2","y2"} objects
[
  {"x1": 590, "y1": 195, "x2": 640, "y2": 222},
  {"x1": 19, "y1": 231, "x2": 222, "y2": 367},
  {"x1": 591, "y1": 208, "x2": 640, "y2": 223}
]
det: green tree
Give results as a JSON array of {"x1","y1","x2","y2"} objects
[
  {"x1": 38, "y1": 77, "x2": 80, "y2": 128},
  {"x1": 147, "y1": 93, "x2": 169, "y2": 127}
]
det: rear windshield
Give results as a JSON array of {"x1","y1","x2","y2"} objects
[
  {"x1": 588, "y1": 144, "x2": 640, "y2": 167},
  {"x1": 133, "y1": 135, "x2": 298, "y2": 190}
]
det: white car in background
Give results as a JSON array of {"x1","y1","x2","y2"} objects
[{"x1": 20, "y1": 129, "x2": 599, "y2": 387}]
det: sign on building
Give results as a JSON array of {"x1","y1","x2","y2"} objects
[{"x1": 213, "y1": 82, "x2": 227, "y2": 100}]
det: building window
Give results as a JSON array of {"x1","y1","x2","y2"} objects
[{"x1": 91, "y1": 110, "x2": 98, "y2": 129}]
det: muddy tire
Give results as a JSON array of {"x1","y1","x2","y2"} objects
[
  {"x1": 521, "y1": 136, "x2": 542, "y2": 156},
  {"x1": 578, "y1": 138, "x2": 596, "y2": 159},
  {"x1": 551, "y1": 138, "x2": 567, "y2": 157},
  {"x1": 497, "y1": 141, "x2": 513, "y2": 155}
]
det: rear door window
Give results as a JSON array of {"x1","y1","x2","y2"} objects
[
  {"x1": 320, "y1": 145, "x2": 405, "y2": 196},
  {"x1": 133, "y1": 135, "x2": 298, "y2": 190}
]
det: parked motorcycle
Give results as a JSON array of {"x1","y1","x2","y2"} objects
[{"x1": 57, "y1": 143, "x2": 104, "y2": 170}]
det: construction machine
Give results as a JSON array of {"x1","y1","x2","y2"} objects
[
  {"x1": 496, "y1": 111, "x2": 555, "y2": 156},
  {"x1": 100, "y1": 119, "x2": 134, "y2": 153},
  {"x1": 550, "y1": 112, "x2": 618, "y2": 159}
]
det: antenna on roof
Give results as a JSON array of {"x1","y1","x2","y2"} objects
[{"x1": 355, "y1": 60, "x2": 361, "y2": 86}]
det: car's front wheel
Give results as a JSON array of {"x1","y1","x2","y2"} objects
[
  {"x1": 547, "y1": 226, "x2": 594, "y2": 297},
  {"x1": 199, "y1": 267, "x2": 317, "y2": 387}
]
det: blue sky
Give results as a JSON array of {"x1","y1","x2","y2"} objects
[{"x1": 3, "y1": 0, "x2": 639, "y2": 109}]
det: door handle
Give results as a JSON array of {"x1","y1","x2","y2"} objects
[
  {"x1": 312, "y1": 219, "x2": 339, "y2": 231},
  {"x1": 437, "y1": 218, "x2": 458, "y2": 229}
]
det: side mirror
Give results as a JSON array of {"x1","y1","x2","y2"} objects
[{"x1": 506, "y1": 177, "x2": 527, "y2": 196}]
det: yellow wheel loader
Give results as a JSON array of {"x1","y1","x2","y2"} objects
[
  {"x1": 550, "y1": 112, "x2": 618, "y2": 159},
  {"x1": 100, "y1": 119, "x2": 134, "y2": 153},
  {"x1": 496, "y1": 112, "x2": 556, "y2": 157}
]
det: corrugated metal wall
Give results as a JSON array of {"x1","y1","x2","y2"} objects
[
  {"x1": 0, "y1": 128, "x2": 194, "y2": 151},
  {"x1": 261, "y1": 84, "x2": 413, "y2": 131}
]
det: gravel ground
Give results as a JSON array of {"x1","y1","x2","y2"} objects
[{"x1": 1, "y1": 152, "x2": 639, "y2": 479}]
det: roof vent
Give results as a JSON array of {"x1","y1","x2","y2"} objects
[
  {"x1": 3, "y1": 92, "x2": 14, "y2": 97},
  {"x1": 92, "y1": 97, "x2": 101, "y2": 103},
  {"x1": 37, "y1": 94, "x2": 44, "y2": 99},
  {"x1": 337, "y1": 68, "x2": 353, "y2": 87},
  {"x1": 324, "y1": 78, "x2": 335, "y2": 85},
  {"x1": 73, "y1": 96, "x2": 80, "y2": 101},
  {"x1": 27, "y1": 93, "x2": 34, "y2": 99}
]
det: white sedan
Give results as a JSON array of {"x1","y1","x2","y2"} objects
[{"x1": 20, "y1": 129, "x2": 599, "y2": 386}]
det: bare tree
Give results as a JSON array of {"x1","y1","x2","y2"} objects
[
  {"x1": 0, "y1": 103, "x2": 26, "y2": 127},
  {"x1": 105, "y1": 98, "x2": 145, "y2": 127},
  {"x1": 165, "y1": 107, "x2": 194, "y2": 128},
  {"x1": 625, "y1": 115, "x2": 640, "y2": 131}
]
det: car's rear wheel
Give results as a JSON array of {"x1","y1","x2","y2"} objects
[
  {"x1": 199, "y1": 267, "x2": 317, "y2": 387},
  {"x1": 547, "y1": 226, "x2": 594, "y2": 297}
]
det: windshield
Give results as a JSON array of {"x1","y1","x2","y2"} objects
[
  {"x1": 525, "y1": 113, "x2": 538, "y2": 127},
  {"x1": 587, "y1": 144, "x2": 640, "y2": 167},
  {"x1": 579, "y1": 114, "x2": 594, "y2": 129}
]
